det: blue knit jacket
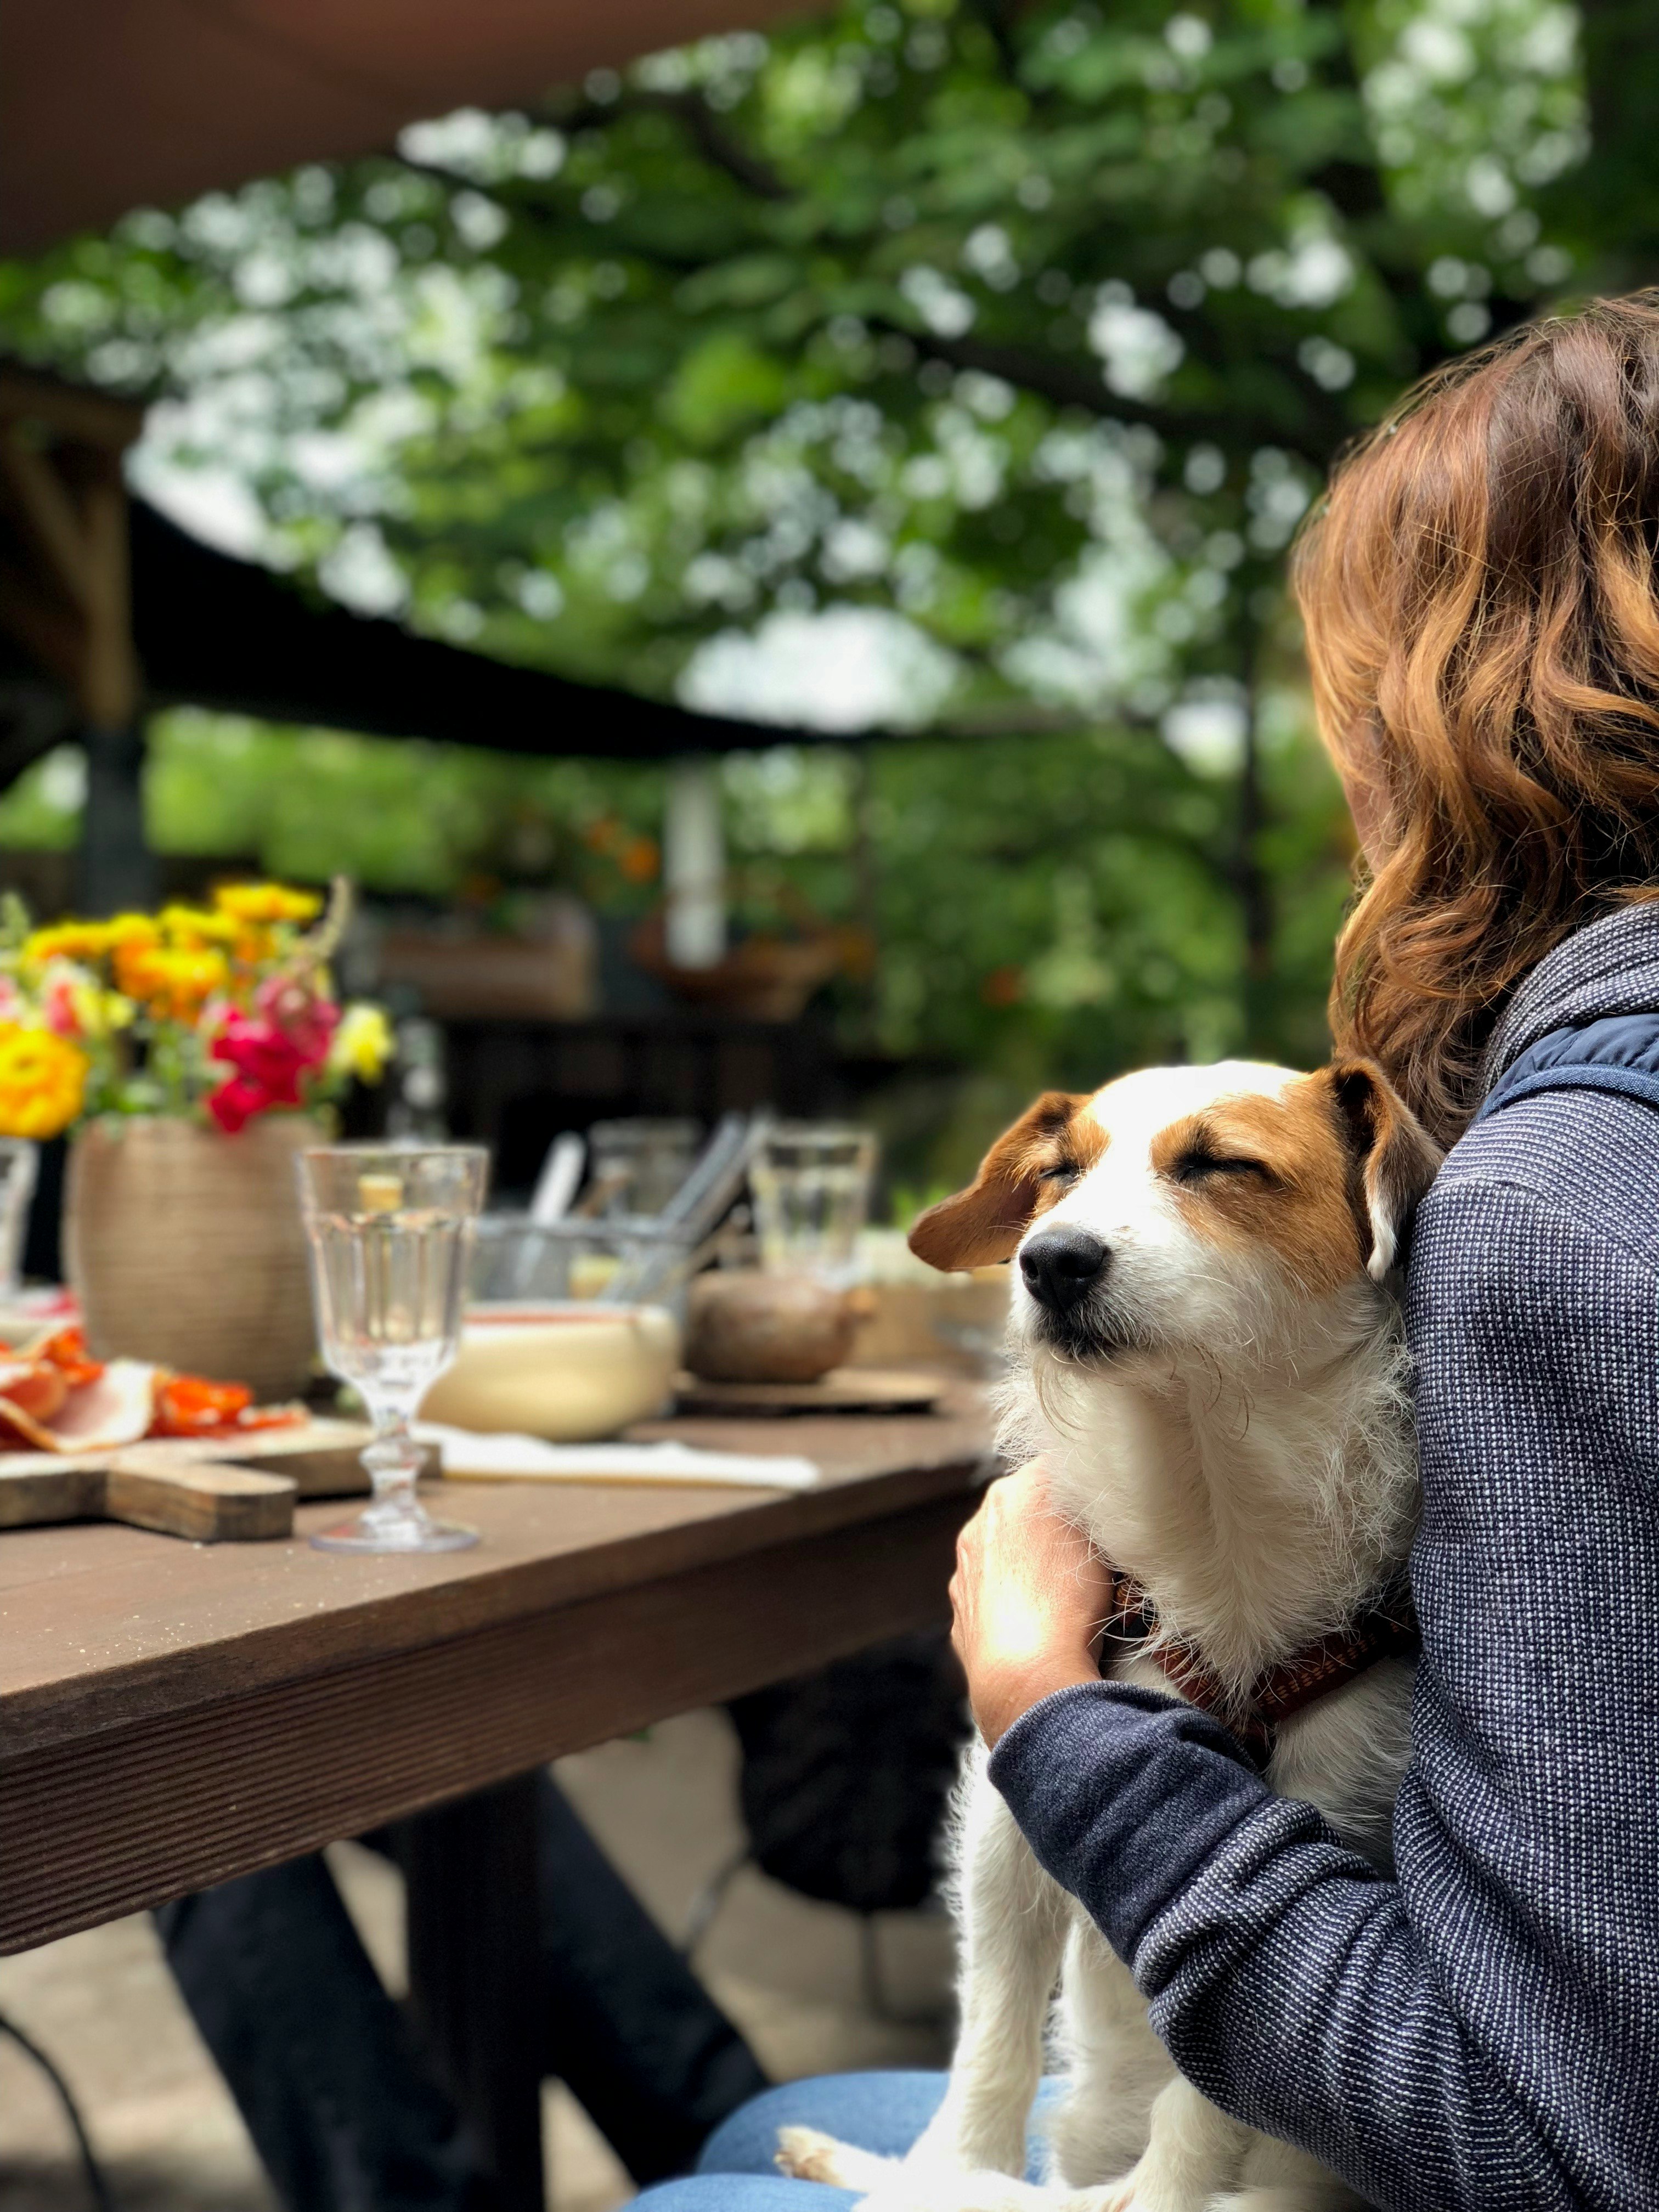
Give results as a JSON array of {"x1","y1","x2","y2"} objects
[{"x1": 989, "y1": 904, "x2": 1659, "y2": 2211}]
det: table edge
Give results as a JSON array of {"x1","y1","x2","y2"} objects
[{"x1": 0, "y1": 1447, "x2": 994, "y2": 1759}]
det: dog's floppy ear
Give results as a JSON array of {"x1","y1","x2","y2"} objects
[
  {"x1": 908, "y1": 1092, "x2": 1088, "y2": 1272},
  {"x1": 1321, "y1": 1058, "x2": 1442, "y2": 1282}
]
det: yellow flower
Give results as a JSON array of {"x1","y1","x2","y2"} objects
[
  {"x1": 114, "y1": 941, "x2": 230, "y2": 1022},
  {"x1": 0, "y1": 1026, "x2": 88, "y2": 1139},
  {"x1": 21, "y1": 921, "x2": 112, "y2": 967},
  {"x1": 160, "y1": 904, "x2": 241, "y2": 950},
  {"x1": 213, "y1": 883, "x2": 323, "y2": 926},
  {"x1": 328, "y1": 1002, "x2": 394, "y2": 1084},
  {"x1": 104, "y1": 912, "x2": 162, "y2": 952},
  {"x1": 61, "y1": 977, "x2": 130, "y2": 1041}
]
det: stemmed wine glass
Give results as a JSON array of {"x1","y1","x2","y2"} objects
[{"x1": 297, "y1": 1143, "x2": 489, "y2": 1554}]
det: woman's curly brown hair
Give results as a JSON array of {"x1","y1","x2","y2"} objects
[{"x1": 1293, "y1": 294, "x2": 1659, "y2": 1147}]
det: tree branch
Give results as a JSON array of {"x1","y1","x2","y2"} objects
[
  {"x1": 537, "y1": 90, "x2": 793, "y2": 202},
  {"x1": 398, "y1": 84, "x2": 791, "y2": 217},
  {"x1": 642, "y1": 91, "x2": 793, "y2": 201},
  {"x1": 876, "y1": 319, "x2": 1349, "y2": 460}
]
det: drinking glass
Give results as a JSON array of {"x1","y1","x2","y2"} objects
[
  {"x1": 0, "y1": 1140, "x2": 38, "y2": 1297},
  {"x1": 585, "y1": 1118, "x2": 702, "y2": 1217},
  {"x1": 298, "y1": 1144, "x2": 489, "y2": 1554},
  {"x1": 748, "y1": 1124, "x2": 878, "y2": 1286}
]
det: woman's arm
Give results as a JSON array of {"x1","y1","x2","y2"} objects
[{"x1": 966, "y1": 1150, "x2": 1659, "y2": 2212}]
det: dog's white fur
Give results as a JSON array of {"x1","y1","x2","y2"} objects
[{"x1": 777, "y1": 1061, "x2": 1435, "y2": 2212}]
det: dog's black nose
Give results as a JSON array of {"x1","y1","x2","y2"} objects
[{"x1": 1019, "y1": 1227, "x2": 1109, "y2": 1308}]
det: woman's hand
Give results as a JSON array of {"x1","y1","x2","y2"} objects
[{"x1": 950, "y1": 1459, "x2": 1113, "y2": 1746}]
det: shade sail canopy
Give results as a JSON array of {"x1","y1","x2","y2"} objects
[
  {"x1": 0, "y1": 493, "x2": 844, "y2": 784},
  {"x1": 0, "y1": 364, "x2": 874, "y2": 792},
  {"x1": 125, "y1": 496, "x2": 832, "y2": 760},
  {"x1": 3, "y1": 0, "x2": 800, "y2": 256}
]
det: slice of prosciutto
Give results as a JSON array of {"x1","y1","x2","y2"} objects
[{"x1": 0, "y1": 1359, "x2": 159, "y2": 1453}]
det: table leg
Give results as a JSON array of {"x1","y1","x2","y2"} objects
[{"x1": 402, "y1": 1773, "x2": 545, "y2": 2212}]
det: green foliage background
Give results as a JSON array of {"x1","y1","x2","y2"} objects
[{"x1": 1, "y1": 0, "x2": 1645, "y2": 1178}]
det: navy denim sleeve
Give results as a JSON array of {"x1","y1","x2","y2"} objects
[{"x1": 988, "y1": 1130, "x2": 1659, "y2": 2212}]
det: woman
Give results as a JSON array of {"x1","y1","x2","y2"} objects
[{"x1": 652, "y1": 297, "x2": 1659, "y2": 2210}]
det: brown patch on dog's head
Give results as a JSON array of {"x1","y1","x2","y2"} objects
[
  {"x1": 1150, "y1": 1060, "x2": 1440, "y2": 1290},
  {"x1": 1151, "y1": 1087, "x2": 1364, "y2": 1295},
  {"x1": 909, "y1": 1092, "x2": 1106, "y2": 1271}
]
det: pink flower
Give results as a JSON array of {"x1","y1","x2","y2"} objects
[{"x1": 42, "y1": 977, "x2": 79, "y2": 1037}]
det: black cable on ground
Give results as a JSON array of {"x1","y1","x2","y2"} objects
[{"x1": 0, "y1": 2004, "x2": 115, "y2": 2212}]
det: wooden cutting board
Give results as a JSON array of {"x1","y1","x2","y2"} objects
[
  {"x1": 672, "y1": 1367, "x2": 945, "y2": 1417},
  {"x1": 0, "y1": 1418, "x2": 374, "y2": 1543}
]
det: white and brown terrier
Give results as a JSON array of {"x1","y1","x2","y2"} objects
[{"x1": 778, "y1": 1060, "x2": 1440, "y2": 2212}]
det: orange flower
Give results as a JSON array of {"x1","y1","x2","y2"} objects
[
  {"x1": 115, "y1": 941, "x2": 229, "y2": 1021},
  {"x1": 620, "y1": 835, "x2": 660, "y2": 884},
  {"x1": 232, "y1": 926, "x2": 278, "y2": 967}
]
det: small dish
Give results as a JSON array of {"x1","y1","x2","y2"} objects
[{"x1": 420, "y1": 1304, "x2": 682, "y2": 1441}]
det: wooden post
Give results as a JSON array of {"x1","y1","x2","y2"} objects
[
  {"x1": 77, "y1": 723, "x2": 154, "y2": 912},
  {"x1": 0, "y1": 367, "x2": 153, "y2": 913},
  {"x1": 399, "y1": 1773, "x2": 546, "y2": 2212}
]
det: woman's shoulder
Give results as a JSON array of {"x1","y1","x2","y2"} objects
[{"x1": 1416, "y1": 1082, "x2": 1659, "y2": 1289}]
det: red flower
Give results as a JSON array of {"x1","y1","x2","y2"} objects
[
  {"x1": 255, "y1": 975, "x2": 338, "y2": 1063},
  {"x1": 205, "y1": 995, "x2": 338, "y2": 1133}
]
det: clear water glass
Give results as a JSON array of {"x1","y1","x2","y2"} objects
[
  {"x1": 298, "y1": 1144, "x2": 489, "y2": 1555},
  {"x1": 585, "y1": 1118, "x2": 702, "y2": 1217},
  {"x1": 749, "y1": 1125, "x2": 878, "y2": 1286},
  {"x1": 0, "y1": 1141, "x2": 37, "y2": 1297}
]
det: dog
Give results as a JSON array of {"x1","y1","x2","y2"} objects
[{"x1": 777, "y1": 1058, "x2": 1441, "y2": 2212}]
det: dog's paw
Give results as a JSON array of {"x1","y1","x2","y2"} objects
[
  {"x1": 775, "y1": 2126, "x2": 897, "y2": 2192},
  {"x1": 1085, "y1": 2170, "x2": 1173, "y2": 2212},
  {"x1": 1093, "y1": 2182, "x2": 1143, "y2": 2212}
]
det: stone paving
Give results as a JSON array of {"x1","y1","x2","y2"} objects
[{"x1": 0, "y1": 1708, "x2": 955, "y2": 2212}]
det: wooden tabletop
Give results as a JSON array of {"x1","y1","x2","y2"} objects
[{"x1": 0, "y1": 1384, "x2": 994, "y2": 1955}]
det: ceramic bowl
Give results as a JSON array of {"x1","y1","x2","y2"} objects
[
  {"x1": 421, "y1": 1304, "x2": 682, "y2": 1440},
  {"x1": 683, "y1": 1270, "x2": 860, "y2": 1384}
]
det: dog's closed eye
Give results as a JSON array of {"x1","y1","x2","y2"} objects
[
  {"x1": 1037, "y1": 1162, "x2": 1079, "y2": 1186},
  {"x1": 1171, "y1": 1149, "x2": 1277, "y2": 1186}
]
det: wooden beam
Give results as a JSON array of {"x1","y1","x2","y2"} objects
[
  {"x1": 0, "y1": 426, "x2": 141, "y2": 730},
  {"x1": 76, "y1": 465, "x2": 138, "y2": 728},
  {"x1": 0, "y1": 366, "x2": 144, "y2": 452},
  {"x1": 0, "y1": 555, "x2": 84, "y2": 688},
  {"x1": 0, "y1": 430, "x2": 94, "y2": 610}
]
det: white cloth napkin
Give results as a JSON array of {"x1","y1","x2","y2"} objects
[{"x1": 414, "y1": 1423, "x2": 820, "y2": 1492}]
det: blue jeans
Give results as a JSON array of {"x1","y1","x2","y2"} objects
[{"x1": 635, "y1": 2073, "x2": 1063, "y2": 2212}]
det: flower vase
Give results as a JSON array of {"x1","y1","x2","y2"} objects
[{"x1": 66, "y1": 1114, "x2": 321, "y2": 1401}]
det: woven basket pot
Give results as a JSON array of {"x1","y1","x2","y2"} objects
[{"x1": 65, "y1": 1115, "x2": 321, "y2": 1401}]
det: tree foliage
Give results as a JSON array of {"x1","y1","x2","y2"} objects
[{"x1": 0, "y1": 0, "x2": 1626, "y2": 1160}]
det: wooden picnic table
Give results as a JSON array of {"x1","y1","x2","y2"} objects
[{"x1": 0, "y1": 1381, "x2": 995, "y2": 2210}]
